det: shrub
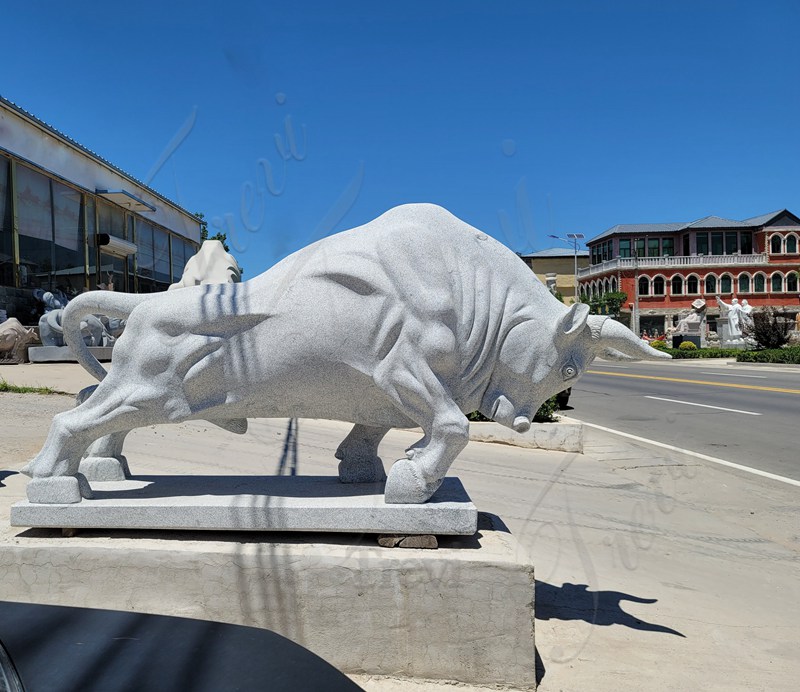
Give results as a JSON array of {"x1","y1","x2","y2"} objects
[
  {"x1": 533, "y1": 395, "x2": 560, "y2": 423},
  {"x1": 736, "y1": 346, "x2": 800, "y2": 364},
  {"x1": 744, "y1": 308, "x2": 793, "y2": 350},
  {"x1": 649, "y1": 339, "x2": 667, "y2": 350},
  {"x1": 661, "y1": 347, "x2": 745, "y2": 359},
  {"x1": 678, "y1": 341, "x2": 698, "y2": 350}
]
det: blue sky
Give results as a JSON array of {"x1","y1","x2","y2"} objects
[{"x1": 3, "y1": 1, "x2": 799, "y2": 273}]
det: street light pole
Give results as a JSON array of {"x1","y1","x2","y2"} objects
[{"x1": 548, "y1": 233, "x2": 585, "y2": 302}]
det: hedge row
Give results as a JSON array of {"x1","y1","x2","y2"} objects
[
  {"x1": 658, "y1": 348, "x2": 745, "y2": 359},
  {"x1": 735, "y1": 346, "x2": 800, "y2": 364}
]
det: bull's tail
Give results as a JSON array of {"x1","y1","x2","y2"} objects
[{"x1": 62, "y1": 292, "x2": 155, "y2": 381}]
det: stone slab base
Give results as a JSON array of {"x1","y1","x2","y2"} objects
[
  {"x1": 1, "y1": 513, "x2": 535, "y2": 689},
  {"x1": 28, "y1": 345, "x2": 113, "y2": 363},
  {"x1": 12, "y1": 475, "x2": 478, "y2": 536},
  {"x1": 469, "y1": 418, "x2": 583, "y2": 453}
]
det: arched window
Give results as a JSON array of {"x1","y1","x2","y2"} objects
[
  {"x1": 671, "y1": 275, "x2": 683, "y2": 295},
  {"x1": 652, "y1": 276, "x2": 665, "y2": 295},
  {"x1": 771, "y1": 273, "x2": 783, "y2": 292},
  {"x1": 720, "y1": 274, "x2": 732, "y2": 294},
  {"x1": 687, "y1": 275, "x2": 699, "y2": 294},
  {"x1": 770, "y1": 234, "x2": 783, "y2": 254},
  {"x1": 610, "y1": 277, "x2": 617, "y2": 292},
  {"x1": 638, "y1": 276, "x2": 650, "y2": 296},
  {"x1": 738, "y1": 274, "x2": 750, "y2": 293},
  {"x1": 754, "y1": 273, "x2": 766, "y2": 292},
  {"x1": 787, "y1": 235, "x2": 798, "y2": 254},
  {"x1": 788, "y1": 273, "x2": 798, "y2": 292},
  {"x1": 705, "y1": 275, "x2": 717, "y2": 294}
]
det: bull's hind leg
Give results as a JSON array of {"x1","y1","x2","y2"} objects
[
  {"x1": 375, "y1": 360, "x2": 469, "y2": 504},
  {"x1": 79, "y1": 431, "x2": 132, "y2": 481},
  {"x1": 24, "y1": 386, "x2": 173, "y2": 504},
  {"x1": 336, "y1": 425, "x2": 389, "y2": 483},
  {"x1": 70, "y1": 385, "x2": 132, "y2": 481}
]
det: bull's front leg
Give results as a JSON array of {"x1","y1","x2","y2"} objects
[
  {"x1": 375, "y1": 358, "x2": 469, "y2": 504},
  {"x1": 384, "y1": 409, "x2": 468, "y2": 504}
]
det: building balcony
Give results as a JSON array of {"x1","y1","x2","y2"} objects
[{"x1": 577, "y1": 253, "x2": 768, "y2": 279}]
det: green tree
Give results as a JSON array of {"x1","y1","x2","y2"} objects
[
  {"x1": 196, "y1": 212, "x2": 230, "y2": 252},
  {"x1": 744, "y1": 307, "x2": 792, "y2": 349},
  {"x1": 589, "y1": 291, "x2": 627, "y2": 317}
]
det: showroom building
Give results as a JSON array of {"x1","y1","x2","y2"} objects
[{"x1": 0, "y1": 96, "x2": 201, "y2": 324}]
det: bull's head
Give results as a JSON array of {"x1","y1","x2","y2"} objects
[{"x1": 482, "y1": 303, "x2": 670, "y2": 432}]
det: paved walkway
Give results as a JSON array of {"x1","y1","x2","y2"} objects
[{"x1": 1, "y1": 362, "x2": 798, "y2": 691}]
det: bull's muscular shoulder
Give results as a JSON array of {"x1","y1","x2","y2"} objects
[{"x1": 260, "y1": 204, "x2": 542, "y2": 316}]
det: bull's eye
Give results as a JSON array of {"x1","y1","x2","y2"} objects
[{"x1": 562, "y1": 364, "x2": 577, "y2": 380}]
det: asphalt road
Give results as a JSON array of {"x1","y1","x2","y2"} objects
[{"x1": 568, "y1": 358, "x2": 800, "y2": 481}]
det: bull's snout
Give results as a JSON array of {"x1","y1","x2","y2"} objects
[
  {"x1": 491, "y1": 395, "x2": 531, "y2": 433},
  {"x1": 512, "y1": 416, "x2": 531, "y2": 433}
]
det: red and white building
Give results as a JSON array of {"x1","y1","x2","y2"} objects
[{"x1": 579, "y1": 210, "x2": 800, "y2": 335}]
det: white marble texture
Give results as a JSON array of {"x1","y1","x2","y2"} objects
[{"x1": 24, "y1": 204, "x2": 669, "y2": 505}]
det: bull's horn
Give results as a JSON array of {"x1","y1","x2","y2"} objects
[
  {"x1": 598, "y1": 347, "x2": 639, "y2": 362},
  {"x1": 598, "y1": 318, "x2": 672, "y2": 360}
]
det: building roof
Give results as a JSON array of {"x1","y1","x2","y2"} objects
[
  {"x1": 0, "y1": 95, "x2": 200, "y2": 223},
  {"x1": 520, "y1": 247, "x2": 589, "y2": 259},
  {"x1": 589, "y1": 210, "x2": 792, "y2": 244},
  {"x1": 591, "y1": 222, "x2": 685, "y2": 242}
]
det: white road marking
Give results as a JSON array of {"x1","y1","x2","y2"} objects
[
  {"x1": 644, "y1": 395, "x2": 761, "y2": 416},
  {"x1": 581, "y1": 421, "x2": 800, "y2": 487},
  {"x1": 700, "y1": 371, "x2": 766, "y2": 379}
]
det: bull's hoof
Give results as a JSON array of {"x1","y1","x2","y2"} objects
[
  {"x1": 79, "y1": 455, "x2": 130, "y2": 482},
  {"x1": 26, "y1": 474, "x2": 93, "y2": 504},
  {"x1": 384, "y1": 459, "x2": 441, "y2": 504}
]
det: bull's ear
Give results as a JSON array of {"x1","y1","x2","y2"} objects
[{"x1": 556, "y1": 303, "x2": 590, "y2": 341}]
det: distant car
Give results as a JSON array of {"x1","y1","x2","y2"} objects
[
  {"x1": 556, "y1": 388, "x2": 571, "y2": 410},
  {"x1": 0, "y1": 601, "x2": 362, "y2": 692}
]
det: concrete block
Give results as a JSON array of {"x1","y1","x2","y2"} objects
[
  {"x1": 28, "y1": 345, "x2": 113, "y2": 363},
  {"x1": 12, "y1": 475, "x2": 478, "y2": 536},
  {"x1": 0, "y1": 512, "x2": 536, "y2": 689},
  {"x1": 469, "y1": 418, "x2": 583, "y2": 453}
]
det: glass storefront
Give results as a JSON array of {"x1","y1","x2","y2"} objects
[{"x1": 0, "y1": 153, "x2": 198, "y2": 324}]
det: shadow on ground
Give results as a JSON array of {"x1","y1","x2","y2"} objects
[
  {"x1": 536, "y1": 581, "x2": 685, "y2": 637},
  {"x1": 0, "y1": 470, "x2": 18, "y2": 487}
]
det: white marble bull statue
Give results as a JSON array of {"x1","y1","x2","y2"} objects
[{"x1": 23, "y1": 204, "x2": 669, "y2": 504}]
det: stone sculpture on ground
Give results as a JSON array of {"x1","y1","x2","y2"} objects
[
  {"x1": 169, "y1": 239, "x2": 241, "y2": 289},
  {"x1": 672, "y1": 298, "x2": 706, "y2": 336},
  {"x1": 716, "y1": 296, "x2": 744, "y2": 337},
  {"x1": 0, "y1": 318, "x2": 38, "y2": 363},
  {"x1": 22, "y1": 204, "x2": 669, "y2": 505},
  {"x1": 36, "y1": 291, "x2": 120, "y2": 348}
]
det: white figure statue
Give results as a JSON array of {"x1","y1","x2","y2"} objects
[
  {"x1": 716, "y1": 296, "x2": 744, "y2": 337},
  {"x1": 740, "y1": 299, "x2": 754, "y2": 331},
  {"x1": 23, "y1": 204, "x2": 670, "y2": 505}
]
